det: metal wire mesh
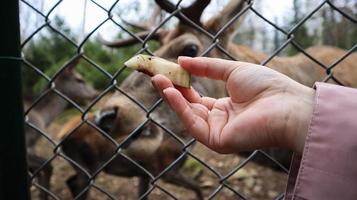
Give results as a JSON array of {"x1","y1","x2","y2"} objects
[{"x1": 16, "y1": 0, "x2": 357, "y2": 199}]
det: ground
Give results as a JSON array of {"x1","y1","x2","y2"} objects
[{"x1": 31, "y1": 115, "x2": 287, "y2": 200}]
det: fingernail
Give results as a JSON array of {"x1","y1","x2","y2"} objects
[
  {"x1": 178, "y1": 56, "x2": 194, "y2": 63},
  {"x1": 151, "y1": 77, "x2": 157, "y2": 87},
  {"x1": 162, "y1": 88, "x2": 172, "y2": 107},
  {"x1": 178, "y1": 56, "x2": 193, "y2": 60},
  {"x1": 178, "y1": 56, "x2": 194, "y2": 67},
  {"x1": 163, "y1": 88, "x2": 170, "y2": 95}
]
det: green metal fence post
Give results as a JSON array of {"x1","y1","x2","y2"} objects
[{"x1": 0, "y1": 0, "x2": 30, "y2": 200}]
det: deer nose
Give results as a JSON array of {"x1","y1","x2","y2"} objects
[{"x1": 84, "y1": 90, "x2": 99, "y2": 104}]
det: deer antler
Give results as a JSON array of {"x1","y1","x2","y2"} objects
[
  {"x1": 100, "y1": 30, "x2": 168, "y2": 48},
  {"x1": 182, "y1": 0, "x2": 211, "y2": 24},
  {"x1": 155, "y1": 0, "x2": 211, "y2": 26},
  {"x1": 102, "y1": 4, "x2": 166, "y2": 48},
  {"x1": 205, "y1": 0, "x2": 248, "y2": 34},
  {"x1": 119, "y1": 4, "x2": 163, "y2": 31},
  {"x1": 119, "y1": 17, "x2": 151, "y2": 31}
]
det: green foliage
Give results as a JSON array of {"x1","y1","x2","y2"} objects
[
  {"x1": 285, "y1": 0, "x2": 317, "y2": 55},
  {"x1": 22, "y1": 16, "x2": 160, "y2": 97},
  {"x1": 182, "y1": 158, "x2": 203, "y2": 180},
  {"x1": 78, "y1": 38, "x2": 137, "y2": 90},
  {"x1": 287, "y1": 25, "x2": 317, "y2": 55},
  {"x1": 321, "y1": 4, "x2": 357, "y2": 50},
  {"x1": 286, "y1": 0, "x2": 356, "y2": 55},
  {"x1": 22, "y1": 16, "x2": 77, "y2": 96}
]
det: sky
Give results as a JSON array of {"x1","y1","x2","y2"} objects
[{"x1": 20, "y1": 0, "x2": 295, "y2": 42}]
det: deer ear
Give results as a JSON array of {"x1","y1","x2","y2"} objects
[
  {"x1": 95, "y1": 107, "x2": 118, "y2": 134},
  {"x1": 63, "y1": 56, "x2": 82, "y2": 74},
  {"x1": 204, "y1": 0, "x2": 247, "y2": 45}
]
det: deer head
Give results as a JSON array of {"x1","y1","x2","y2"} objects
[
  {"x1": 26, "y1": 56, "x2": 99, "y2": 146},
  {"x1": 54, "y1": 56, "x2": 98, "y2": 104},
  {"x1": 100, "y1": 0, "x2": 248, "y2": 103},
  {"x1": 95, "y1": 101, "x2": 164, "y2": 159},
  {"x1": 103, "y1": 0, "x2": 247, "y2": 60}
]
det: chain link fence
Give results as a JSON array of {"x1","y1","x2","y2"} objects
[{"x1": 11, "y1": 0, "x2": 357, "y2": 199}]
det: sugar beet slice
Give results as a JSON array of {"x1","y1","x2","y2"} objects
[{"x1": 124, "y1": 54, "x2": 191, "y2": 88}]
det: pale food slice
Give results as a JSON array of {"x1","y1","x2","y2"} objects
[{"x1": 124, "y1": 54, "x2": 191, "y2": 88}]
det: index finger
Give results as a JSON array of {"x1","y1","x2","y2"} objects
[
  {"x1": 178, "y1": 57, "x2": 241, "y2": 81},
  {"x1": 152, "y1": 74, "x2": 217, "y2": 110}
]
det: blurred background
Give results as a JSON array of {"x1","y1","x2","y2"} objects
[{"x1": 20, "y1": 0, "x2": 356, "y2": 98}]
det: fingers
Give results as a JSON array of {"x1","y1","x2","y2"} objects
[
  {"x1": 178, "y1": 56, "x2": 242, "y2": 81},
  {"x1": 152, "y1": 74, "x2": 216, "y2": 109},
  {"x1": 162, "y1": 88, "x2": 209, "y2": 143},
  {"x1": 151, "y1": 74, "x2": 173, "y2": 98},
  {"x1": 199, "y1": 97, "x2": 216, "y2": 110},
  {"x1": 176, "y1": 85, "x2": 201, "y2": 102},
  {"x1": 152, "y1": 74, "x2": 194, "y2": 101},
  {"x1": 178, "y1": 87, "x2": 216, "y2": 110}
]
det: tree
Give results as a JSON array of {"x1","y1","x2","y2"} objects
[
  {"x1": 273, "y1": 17, "x2": 282, "y2": 50},
  {"x1": 286, "y1": 0, "x2": 317, "y2": 55},
  {"x1": 321, "y1": 0, "x2": 357, "y2": 49}
]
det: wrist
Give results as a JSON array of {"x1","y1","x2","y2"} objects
[{"x1": 286, "y1": 85, "x2": 315, "y2": 155}]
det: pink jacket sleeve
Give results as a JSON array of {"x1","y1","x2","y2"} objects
[{"x1": 285, "y1": 82, "x2": 357, "y2": 200}]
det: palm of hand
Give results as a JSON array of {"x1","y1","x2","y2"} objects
[{"x1": 190, "y1": 67, "x2": 290, "y2": 153}]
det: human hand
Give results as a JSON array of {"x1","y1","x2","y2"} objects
[{"x1": 152, "y1": 57, "x2": 315, "y2": 155}]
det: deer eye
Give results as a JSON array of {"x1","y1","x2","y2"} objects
[{"x1": 181, "y1": 44, "x2": 198, "y2": 57}]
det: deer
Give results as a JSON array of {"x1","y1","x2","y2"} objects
[
  {"x1": 25, "y1": 56, "x2": 98, "y2": 200},
  {"x1": 58, "y1": 0, "x2": 357, "y2": 199}
]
